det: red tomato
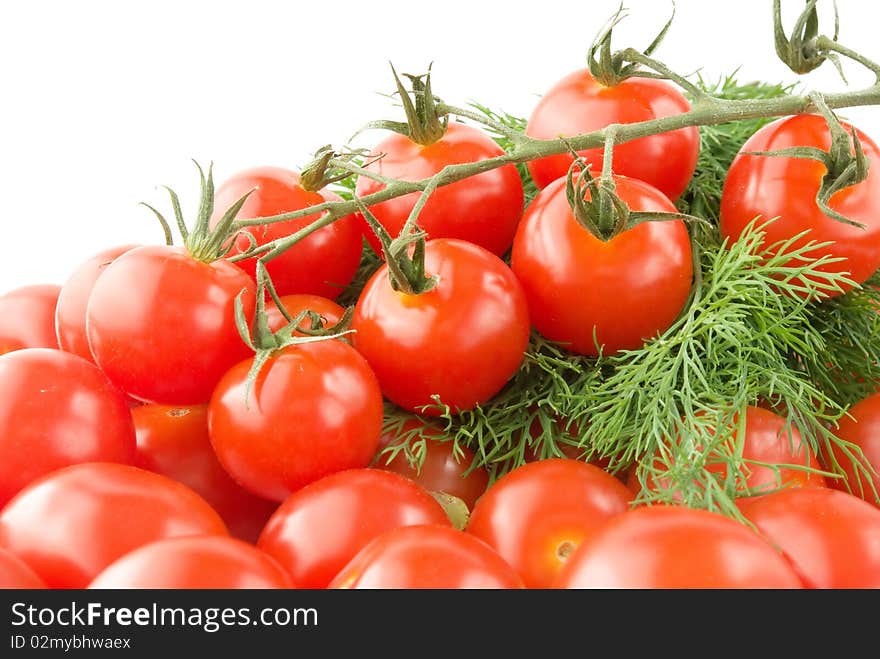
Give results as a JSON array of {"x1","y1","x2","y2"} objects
[
  {"x1": 352, "y1": 239, "x2": 530, "y2": 415},
  {"x1": 86, "y1": 245, "x2": 256, "y2": 404},
  {"x1": 0, "y1": 547, "x2": 46, "y2": 589},
  {"x1": 720, "y1": 114, "x2": 880, "y2": 295},
  {"x1": 739, "y1": 488, "x2": 880, "y2": 588},
  {"x1": 375, "y1": 419, "x2": 489, "y2": 510},
  {"x1": 0, "y1": 285, "x2": 61, "y2": 354},
  {"x1": 211, "y1": 167, "x2": 362, "y2": 299},
  {"x1": 329, "y1": 524, "x2": 524, "y2": 589},
  {"x1": 88, "y1": 536, "x2": 291, "y2": 589},
  {"x1": 209, "y1": 340, "x2": 383, "y2": 501},
  {"x1": 511, "y1": 175, "x2": 692, "y2": 356},
  {"x1": 356, "y1": 122, "x2": 524, "y2": 257},
  {"x1": 0, "y1": 463, "x2": 228, "y2": 588},
  {"x1": 258, "y1": 469, "x2": 449, "y2": 589},
  {"x1": 525, "y1": 70, "x2": 699, "y2": 200},
  {"x1": 133, "y1": 404, "x2": 277, "y2": 543},
  {"x1": 826, "y1": 392, "x2": 880, "y2": 503},
  {"x1": 555, "y1": 506, "x2": 802, "y2": 588},
  {"x1": 466, "y1": 459, "x2": 632, "y2": 588},
  {"x1": 631, "y1": 406, "x2": 826, "y2": 498},
  {"x1": 55, "y1": 245, "x2": 135, "y2": 362},
  {"x1": 265, "y1": 294, "x2": 345, "y2": 334},
  {"x1": 0, "y1": 349, "x2": 135, "y2": 507}
]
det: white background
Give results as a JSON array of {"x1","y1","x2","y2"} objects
[{"x1": 1, "y1": 0, "x2": 878, "y2": 290}]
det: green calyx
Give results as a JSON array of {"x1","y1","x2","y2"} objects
[
  {"x1": 233, "y1": 261, "x2": 354, "y2": 405},
  {"x1": 356, "y1": 63, "x2": 448, "y2": 146},
  {"x1": 140, "y1": 161, "x2": 252, "y2": 263},
  {"x1": 587, "y1": 2, "x2": 675, "y2": 87},
  {"x1": 773, "y1": 0, "x2": 845, "y2": 78},
  {"x1": 745, "y1": 93, "x2": 869, "y2": 228},
  {"x1": 299, "y1": 145, "x2": 373, "y2": 193}
]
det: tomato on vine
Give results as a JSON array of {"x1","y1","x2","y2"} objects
[
  {"x1": 0, "y1": 349, "x2": 135, "y2": 507},
  {"x1": 511, "y1": 173, "x2": 692, "y2": 356},
  {"x1": 0, "y1": 463, "x2": 228, "y2": 588},
  {"x1": 264, "y1": 293, "x2": 345, "y2": 334},
  {"x1": 87, "y1": 164, "x2": 257, "y2": 404},
  {"x1": 0, "y1": 285, "x2": 61, "y2": 354},
  {"x1": 720, "y1": 113, "x2": 880, "y2": 296},
  {"x1": 211, "y1": 166, "x2": 362, "y2": 299}
]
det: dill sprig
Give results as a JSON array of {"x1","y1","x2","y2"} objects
[{"x1": 377, "y1": 76, "x2": 880, "y2": 511}]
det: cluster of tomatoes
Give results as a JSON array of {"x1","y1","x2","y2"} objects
[{"x1": 2, "y1": 65, "x2": 880, "y2": 589}]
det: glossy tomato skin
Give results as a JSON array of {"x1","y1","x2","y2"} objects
[
  {"x1": 720, "y1": 114, "x2": 880, "y2": 295},
  {"x1": 376, "y1": 419, "x2": 489, "y2": 510},
  {"x1": 0, "y1": 285, "x2": 61, "y2": 354},
  {"x1": 133, "y1": 404, "x2": 277, "y2": 543},
  {"x1": 265, "y1": 294, "x2": 345, "y2": 334},
  {"x1": 209, "y1": 340, "x2": 383, "y2": 501},
  {"x1": 511, "y1": 175, "x2": 692, "y2": 356},
  {"x1": 631, "y1": 406, "x2": 826, "y2": 497},
  {"x1": 826, "y1": 392, "x2": 880, "y2": 503},
  {"x1": 88, "y1": 537, "x2": 291, "y2": 589},
  {"x1": 525, "y1": 70, "x2": 699, "y2": 199},
  {"x1": 55, "y1": 245, "x2": 136, "y2": 362},
  {"x1": 352, "y1": 239, "x2": 530, "y2": 415},
  {"x1": 0, "y1": 547, "x2": 46, "y2": 589},
  {"x1": 739, "y1": 488, "x2": 880, "y2": 588},
  {"x1": 86, "y1": 245, "x2": 256, "y2": 405},
  {"x1": 211, "y1": 167, "x2": 362, "y2": 299},
  {"x1": 0, "y1": 463, "x2": 228, "y2": 588},
  {"x1": 356, "y1": 123, "x2": 524, "y2": 257},
  {"x1": 555, "y1": 505, "x2": 802, "y2": 589},
  {"x1": 329, "y1": 524, "x2": 524, "y2": 589},
  {"x1": 258, "y1": 469, "x2": 449, "y2": 589},
  {"x1": 467, "y1": 459, "x2": 632, "y2": 588},
  {"x1": 0, "y1": 349, "x2": 136, "y2": 507}
]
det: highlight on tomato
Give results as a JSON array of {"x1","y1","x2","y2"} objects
[
  {"x1": 211, "y1": 166, "x2": 362, "y2": 299},
  {"x1": 0, "y1": 463, "x2": 228, "y2": 589},
  {"x1": 87, "y1": 536, "x2": 292, "y2": 590},
  {"x1": 258, "y1": 469, "x2": 450, "y2": 589},
  {"x1": 554, "y1": 505, "x2": 803, "y2": 589},
  {"x1": 132, "y1": 403, "x2": 278, "y2": 543},
  {"x1": 0, "y1": 348, "x2": 136, "y2": 507},
  {"x1": 329, "y1": 524, "x2": 525, "y2": 589},
  {"x1": 466, "y1": 459, "x2": 632, "y2": 588},
  {"x1": 0, "y1": 284, "x2": 61, "y2": 355}
]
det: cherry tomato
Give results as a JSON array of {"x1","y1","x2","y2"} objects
[
  {"x1": 825, "y1": 391, "x2": 880, "y2": 504},
  {"x1": 0, "y1": 547, "x2": 45, "y2": 589},
  {"x1": 739, "y1": 487, "x2": 880, "y2": 588},
  {"x1": 0, "y1": 349, "x2": 135, "y2": 507},
  {"x1": 133, "y1": 404, "x2": 277, "y2": 543},
  {"x1": 211, "y1": 167, "x2": 362, "y2": 299},
  {"x1": 555, "y1": 506, "x2": 802, "y2": 588},
  {"x1": 265, "y1": 293, "x2": 345, "y2": 334},
  {"x1": 511, "y1": 175, "x2": 692, "y2": 356},
  {"x1": 466, "y1": 459, "x2": 632, "y2": 588},
  {"x1": 209, "y1": 340, "x2": 383, "y2": 501},
  {"x1": 88, "y1": 536, "x2": 291, "y2": 589},
  {"x1": 375, "y1": 419, "x2": 489, "y2": 510},
  {"x1": 0, "y1": 285, "x2": 60, "y2": 354},
  {"x1": 0, "y1": 463, "x2": 228, "y2": 588},
  {"x1": 720, "y1": 114, "x2": 880, "y2": 295},
  {"x1": 87, "y1": 245, "x2": 256, "y2": 404},
  {"x1": 356, "y1": 122, "x2": 524, "y2": 257},
  {"x1": 258, "y1": 469, "x2": 450, "y2": 589},
  {"x1": 55, "y1": 245, "x2": 135, "y2": 362},
  {"x1": 329, "y1": 524, "x2": 524, "y2": 589},
  {"x1": 525, "y1": 70, "x2": 699, "y2": 200},
  {"x1": 352, "y1": 239, "x2": 530, "y2": 415},
  {"x1": 631, "y1": 406, "x2": 826, "y2": 498}
]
